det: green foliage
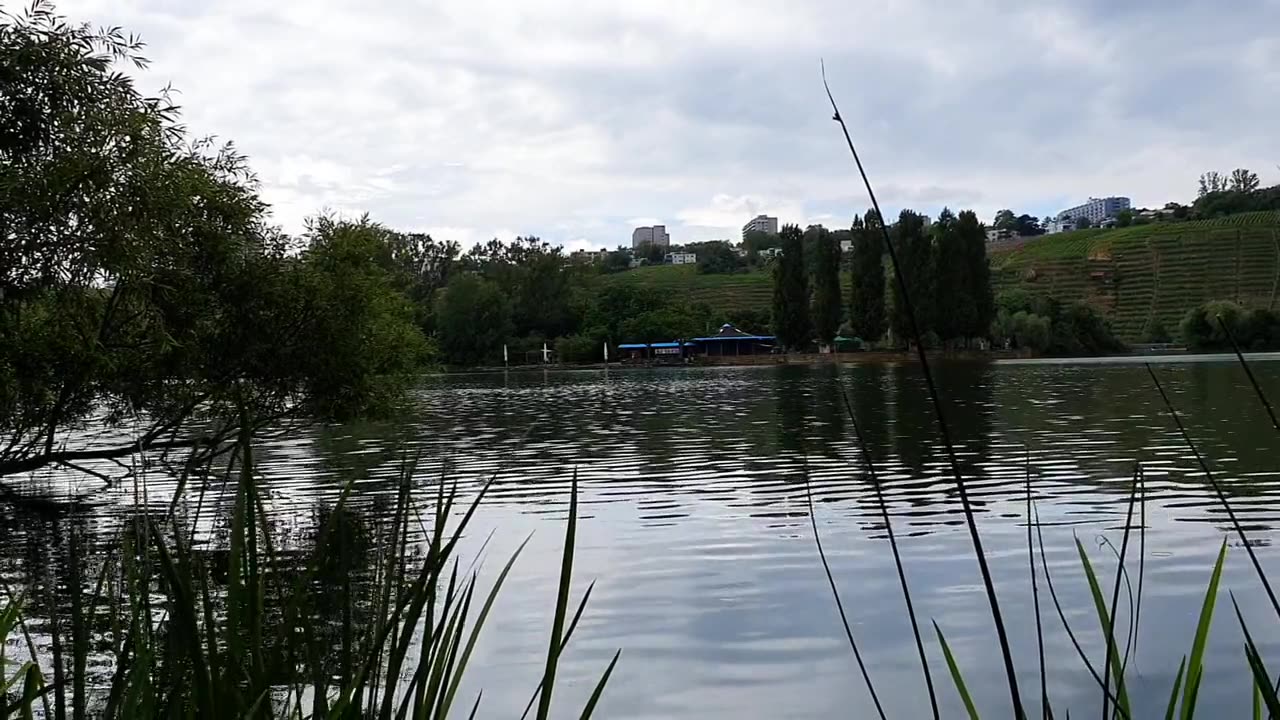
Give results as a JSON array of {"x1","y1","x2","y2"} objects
[
  {"x1": 0, "y1": 439, "x2": 616, "y2": 719},
  {"x1": 993, "y1": 209, "x2": 1044, "y2": 236},
  {"x1": 771, "y1": 224, "x2": 811, "y2": 350},
  {"x1": 932, "y1": 209, "x2": 966, "y2": 341},
  {"x1": 435, "y1": 273, "x2": 512, "y2": 365},
  {"x1": 742, "y1": 229, "x2": 780, "y2": 253},
  {"x1": 600, "y1": 248, "x2": 633, "y2": 274},
  {"x1": 694, "y1": 241, "x2": 744, "y2": 275},
  {"x1": 466, "y1": 236, "x2": 580, "y2": 341},
  {"x1": 0, "y1": 4, "x2": 427, "y2": 478},
  {"x1": 1116, "y1": 209, "x2": 1134, "y2": 228},
  {"x1": 581, "y1": 284, "x2": 668, "y2": 342},
  {"x1": 992, "y1": 290, "x2": 1123, "y2": 354},
  {"x1": 890, "y1": 210, "x2": 933, "y2": 346},
  {"x1": 1181, "y1": 301, "x2": 1280, "y2": 351},
  {"x1": 1192, "y1": 186, "x2": 1280, "y2": 219},
  {"x1": 808, "y1": 226, "x2": 842, "y2": 345},
  {"x1": 848, "y1": 212, "x2": 886, "y2": 343},
  {"x1": 957, "y1": 210, "x2": 995, "y2": 339},
  {"x1": 634, "y1": 242, "x2": 665, "y2": 264},
  {"x1": 723, "y1": 307, "x2": 772, "y2": 335},
  {"x1": 1141, "y1": 317, "x2": 1172, "y2": 344},
  {"x1": 555, "y1": 333, "x2": 605, "y2": 363}
]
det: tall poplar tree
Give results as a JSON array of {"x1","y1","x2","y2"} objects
[
  {"x1": 889, "y1": 210, "x2": 934, "y2": 345},
  {"x1": 808, "y1": 225, "x2": 841, "y2": 347},
  {"x1": 848, "y1": 211, "x2": 886, "y2": 343},
  {"x1": 931, "y1": 208, "x2": 967, "y2": 342},
  {"x1": 957, "y1": 210, "x2": 995, "y2": 339},
  {"x1": 771, "y1": 224, "x2": 811, "y2": 350}
]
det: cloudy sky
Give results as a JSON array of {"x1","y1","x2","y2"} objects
[{"x1": 59, "y1": 0, "x2": 1280, "y2": 249}]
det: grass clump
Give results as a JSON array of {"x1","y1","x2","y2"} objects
[{"x1": 0, "y1": 438, "x2": 616, "y2": 720}]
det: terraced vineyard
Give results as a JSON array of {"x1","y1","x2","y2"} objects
[
  {"x1": 603, "y1": 265, "x2": 775, "y2": 314},
  {"x1": 603, "y1": 213, "x2": 1280, "y2": 343},
  {"x1": 992, "y1": 212, "x2": 1280, "y2": 340}
]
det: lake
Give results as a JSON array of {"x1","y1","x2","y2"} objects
[{"x1": 4, "y1": 356, "x2": 1280, "y2": 718}]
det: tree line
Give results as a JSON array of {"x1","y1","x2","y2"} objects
[{"x1": 771, "y1": 208, "x2": 997, "y2": 351}]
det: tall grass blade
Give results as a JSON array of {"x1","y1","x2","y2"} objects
[
  {"x1": 840, "y1": 391, "x2": 938, "y2": 719},
  {"x1": 438, "y1": 535, "x2": 533, "y2": 716},
  {"x1": 1163, "y1": 657, "x2": 1186, "y2": 720},
  {"x1": 1133, "y1": 467, "x2": 1146, "y2": 667},
  {"x1": 1230, "y1": 592, "x2": 1280, "y2": 718},
  {"x1": 578, "y1": 649, "x2": 622, "y2": 720},
  {"x1": 1146, "y1": 364, "x2": 1280, "y2": 622},
  {"x1": 1180, "y1": 537, "x2": 1227, "y2": 720},
  {"x1": 1034, "y1": 505, "x2": 1130, "y2": 716},
  {"x1": 519, "y1": 582, "x2": 599, "y2": 720},
  {"x1": 821, "y1": 61, "x2": 1024, "y2": 719},
  {"x1": 1026, "y1": 449, "x2": 1048, "y2": 719},
  {"x1": 535, "y1": 471, "x2": 581, "y2": 720},
  {"x1": 933, "y1": 621, "x2": 979, "y2": 720},
  {"x1": 467, "y1": 692, "x2": 483, "y2": 720},
  {"x1": 1244, "y1": 644, "x2": 1280, "y2": 720},
  {"x1": 1216, "y1": 315, "x2": 1280, "y2": 432},
  {"x1": 1253, "y1": 676, "x2": 1262, "y2": 720},
  {"x1": 1073, "y1": 537, "x2": 1132, "y2": 718},
  {"x1": 1102, "y1": 469, "x2": 1140, "y2": 720},
  {"x1": 803, "y1": 471, "x2": 887, "y2": 720}
]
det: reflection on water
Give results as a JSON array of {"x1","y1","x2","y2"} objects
[{"x1": 3, "y1": 358, "x2": 1280, "y2": 717}]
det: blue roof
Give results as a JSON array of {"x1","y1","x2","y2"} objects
[
  {"x1": 649, "y1": 342, "x2": 682, "y2": 348},
  {"x1": 617, "y1": 343, "x2": 648, "y2": 349}
]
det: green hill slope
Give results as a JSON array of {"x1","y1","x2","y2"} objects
[
  {"x1": 602, "y1": 212, "x2": 1280, "y2": 343},
  {"x1": 603, "y1": 264, "x2": 775, "y2": 314},
  {"x1": 991, "y1": 212, "x2": 1280, "y2": 340}
]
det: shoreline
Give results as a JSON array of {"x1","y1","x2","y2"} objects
[{"x1": 443, "y1": 346, "x2": 1231, "y2": 374}]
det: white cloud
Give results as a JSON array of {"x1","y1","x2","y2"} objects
[{"x1": 56, "y1": 0, "x2": 1280, "y2": 248}]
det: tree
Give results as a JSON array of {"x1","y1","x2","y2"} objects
[
  {"x1": 635, "y1": 242, "x2": 665, "y2": 263},
  {"x1": 992, "y1": 209, "x2": 1017, "y2": 230},
  {"x1": 1199, "y1": 171, "x2": 1229, "y2": 196},
  {"x1": 0, "y1": 5, "x2": 426, "y2": 481},
  {"x1": 465, "y1": 236, "x2": 578, "y2": 340},
  {"x1": 434, "y1": 274, "x2": 512, "y2": 365},
  {"x1": 931, "y1": 209, "x2": 966, "y2": 341},
  {"x1": 848, "y1": 212, "x2": 886, "y2": 343},
  {"x1": 1015, "y1": 214, "x2": 1044, "y2": 236},
  {"x1": 957, "y1": 210, "x2": 995, "y2": 339},
  {"x1": 1115, "y1": 209, "x2": 1134, "y2": 228},
  {"x1": 742, "y1": 229, "x2": 780, "y2": 253},
  {"x1": 771, "y1": 224, "x2": 810, "y2": 350},
  {"x1": 694, "y1": 241, "x2": 744, "y2": 274},
  {"x1": 600, "y1": 248, "x2": 633, "y2": 274},
  {"x1": 809, "y1": 226, "x2": 842, "y2": 347},
  {"x1": 1230, "y1": 168, "x2": 1261, "y2": 193},
  {"x1": 889, "y1": 210, "x2": 933, "y2": 345},
  {"x1": 1075, "y1": 216, "x2": 1093, "y2": 229}
]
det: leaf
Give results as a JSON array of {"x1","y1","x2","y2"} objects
[
  {"x1": 934, "y1": 622, "x2": 979, "y2": 720},
  {"x1": 1073, "y1": 537, "x2": 1132, "y2": 716},
  {"x1": 1180, "y1": 538, "x2": 1227, "y2": 720},
  {"x1": 1162, "y1": 656, "x2": 1186, "y2": 720},
  {"x1": 535, "y1": 472, "x2": 580, "y2": 720},
  {"x1": 578, "y1": 650, "x2": 622, "y2": 720}
]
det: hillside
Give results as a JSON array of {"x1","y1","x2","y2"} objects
[
  {"x1": 603, "y1": 264, "x2": 773, "y2": 315},
  {"x1": 602, "y1": 212, "x2": 1280, "y2": 343},
  {"x1": 990, "y1": 212, "x2": 1280, "y2": 340}
]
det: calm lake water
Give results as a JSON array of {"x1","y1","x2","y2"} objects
[{"x1": 5, "y1": 356, "x2": 1280, "y2": 718}]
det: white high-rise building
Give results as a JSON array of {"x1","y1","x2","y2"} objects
[
  {"x1": 742, "y1": 215, "x2": 779, "y2": 239},
  {"x1": 632, "y1": 225, "x2": 670, "y2": 249},
  {"x1": 1053, "y1": 196, "x2": 1131, "y2": 228}
]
